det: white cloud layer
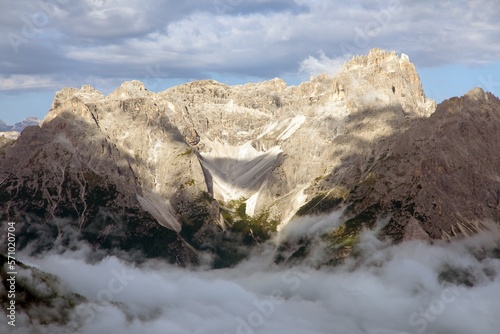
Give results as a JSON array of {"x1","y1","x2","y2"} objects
[
  {"x1": 3, "y1": 213, "x2": 500, "y2": 334},
  {"x1": 0, "y1": 75, "x2": 58, "y2": 91}
]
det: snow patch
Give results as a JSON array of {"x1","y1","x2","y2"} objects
[
  {"x1": 257, "y1": 121, "x2": 279, "y2": 139},
  {"x1": 277, "y1": 185, "x2": 309, "y2": 231},
  {"x1": 199, "y1": 140, "x2": 282, "y2": 202},
  {"x1": 244, "y1": 179, "x2": 269, "y2": 217},
  {"x1": 137, "y1": 192, "x2": 181, "y2": 232},
  {"x1": 276, "y1": 115, "x2": 306, "y2": 141},
  {"x1": 236, "y1": 131, "x2": 250, "y2": 137},
  {"x1": 167, "y1": 102, "x2": 175, "y2": 113},
  {"x1": 257, "y1": 115, "x2": 306, "y2": 141},
  {"x1": 226, "y1": 99, "x2": 235, "y2": 112}
]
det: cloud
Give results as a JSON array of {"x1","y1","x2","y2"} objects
[
  {"x1": 1, "y1": 0, "x2": 500, "y2": 93},
  {"x1": 299, "y1": 50, "x2": 347, "y2": 78},
  {"x1": 0, "y1": 75, "x2": 59, "y2": 91},
  {"x1": 4, "y1": 214, "x2": 500, "y2": 334}
]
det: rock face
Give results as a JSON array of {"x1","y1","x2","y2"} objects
[
  {"x1": 159, "y1": 49, "x2": 435, "y2": 224},
  {"x1": 0, "y1": 48, "x2": 498, "y2": 266},
  {"x1": 348, "y1": 87, "x2": 500, "y2": 241},
  {"x1": 1, "y1": 82, "x2": 210, "y2": 264}
]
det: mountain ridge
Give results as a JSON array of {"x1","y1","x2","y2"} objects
[
  {"x1": 0, "y1": 116, "x2": 41, "y2": 133},
  {"x1": 0, "y1": 48, "x2": 498, "y2": 267}
]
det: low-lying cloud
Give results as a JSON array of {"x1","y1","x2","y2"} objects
[{"x1": 2, "y1": 213, "x2": 500, "y2": 334}]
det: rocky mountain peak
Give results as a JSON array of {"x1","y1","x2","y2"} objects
[
  {"x1": 345, "y1": 86, "x2": 500, "y2": 241},
  {"x1": 2, "y1": 48, "x2": 497, "y2": 268},
  {"x1": 338, "y1": 48, "x2": 434, "y2": 117},
  {"x1": 110, "y1": 80, "x2": 152, "y2": 99},
  {"x1": 465, "y1": 87, "x2": 488, "y2": 101}
]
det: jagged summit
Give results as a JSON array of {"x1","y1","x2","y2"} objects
[
  {"x1": 465, "y1": 87, "x2": 488, "y2": 101},
  {"x1": 337, "y1": 48, "x2": 434, "y2": 116},
  {"x1": 1, "y1": 48, "x2": 498, "y2": 267},
  {"x1": 43, "y1": 48, "x2": 433, "y2": 123}
]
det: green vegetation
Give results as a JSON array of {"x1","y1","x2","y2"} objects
[
  {"x1": 212, "y1": 245, "x2": 247, "y2": 269},
  {"x1": 320, "y1": 205, "x2": 380, "y2": 265},
  {"x1": 0, "y1": 253, "x2": 85, "y2": 324},
  {"x1": 175, "y1": 194, "x2": 280, "y2": 268},
  {"x1": 235, "y1": 201, "x2": 247, "y2": 218},
  {"x1": 178, "y1": 193, "x2": 218, "y2": 249},
  {"x1": 176, "y1": 148, "x2": 193, "y2": 157},
  {"x1": 184, "y1": 179, "x2": 195, "y2": 186},
  {"x1": 230, "y1": 209, "x2": 279, "y2": 245},
  {"x1": 197, "y1": 191, "x2": 213, "y2": 203},
  {"x1": 324, "y1": 224, "x2": 357, "y2": 248},
  {"x1": 296, "y1": 187, "x2": 350, "y2": 216},
  {"x1": 219, "y1": 197, "x2": 279, "y2": 246},
  {"x1": 213, "y1": 203, "x2": 279, "y2": 268}
]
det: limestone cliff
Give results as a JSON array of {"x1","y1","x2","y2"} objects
[
  {"x1": 1, "y1": 48, "x2": 498, "y2": 267},
  {"x1": 160, "y1": 48, "x2": 435, "y2": 225},
  {"x1": 346, "y1": 87, "x2": 500, "y2": 241}
]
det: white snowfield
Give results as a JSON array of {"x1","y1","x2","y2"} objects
[
  {"x1": 257, "y1": 115, "x2": 306, "y2": 141},
  {"x1": 199, "y1": 140, "x2": 282, "y2": 203},
  {"x1": 197, "y1": 113, "x2": 310, "y2": 219}
]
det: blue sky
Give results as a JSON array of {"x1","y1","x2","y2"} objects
[{"x1": 1, "y1": 0, "x2": 499, "y2": 124}]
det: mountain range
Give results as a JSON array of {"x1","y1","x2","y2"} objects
[
  {"x1": 0, "y1": 117, "x2": 41, "y2": 133},
  {"x1": 0, "y1": 49, "x2": 499, "y2": 268},
  {"x1": 1, "y1": 48, "x2": 500, "y2": 333}
]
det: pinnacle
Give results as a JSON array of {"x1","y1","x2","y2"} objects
[{"x1": 465, "y1": 87, "x2": 486, "y2": 100}]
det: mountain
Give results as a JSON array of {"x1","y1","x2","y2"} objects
[
  {"x1": 346, "y1": 87, "x2": 500, "y2": 241},
  {"x1": 0, "y1": 116, "x2": 41, "y2": 132},
  {"x1": 12, "y1": 116, "x2": 42, "y2": 132},
  {"x1": 0, "y1": 49, "x2": 498, "y2": 267},
  {"x1": 0, "y1": 117, "x2": 41, "y2": 140},
  {"x1": 0, "y1": 119, "x2": 9, "y2": 132}
]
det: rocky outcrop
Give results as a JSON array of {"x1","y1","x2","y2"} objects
[
  {"x1": 344, "y1": 87, "x2": 500, "y2": 241},
  {"x1": 1, "y1": 48, "x2": 498, "y2": 267},
  {"x1": 159, "y1": 49, "x2": 435, "y2": 225},
  {"x1": 0, "y1": 82, "x2": 211, "y2": 264}
]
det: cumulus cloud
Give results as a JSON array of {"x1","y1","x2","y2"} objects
[{"x1": 299, "y1": 50, "x2": 348, "y2": 78}]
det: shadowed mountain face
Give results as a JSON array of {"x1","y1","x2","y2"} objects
[
  {"x1": 0, "y1": 49, "x2": 498, "y2": 267},
  {"x1": 339, "y1": 88, "x2": 500, "y2": 241}
]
